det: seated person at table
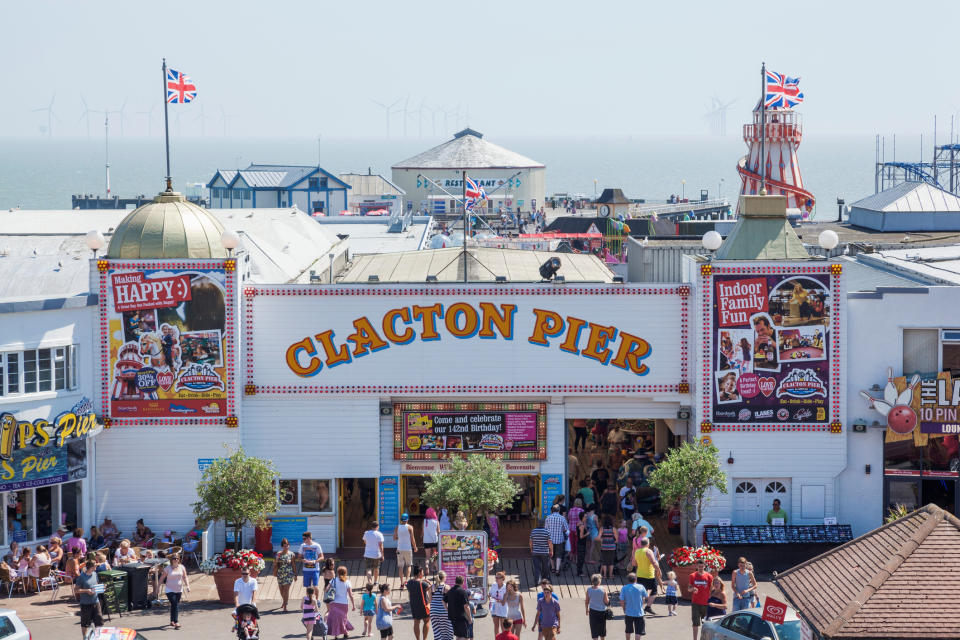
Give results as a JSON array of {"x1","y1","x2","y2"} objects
[
  {"x1": 47, "y1": 537, "x2": 64, "y2": 568},
  {"x1": 94, "y1": 552, "x2": 111, "y2": 572},
  {"x1": 17, "y1": 548, "x2": 36, "y2": 591},
  {"x1": 64, "y1": 528, "x2": 87, "y2": 555},
  {"x1": 3, "y1": 541, "x2": 20, "y2": 567},
  {"x1": 100, "y1": 517, "x2": 120, "y2": 545},
  {"x1": 64, "y1": 549, "x2": 83, "y2": 580},
  {"x1": 133, "y1": 519, "x2": 154, "y2": 547},
  {"x1": 33, "y1": 546, "x2": 51, "y2": 572},
  {"x1": 114, "y1": 539, "x2": 138, "y2": 565},
  {"x1": 87, "y1": 526, "x2": 105, "y2": 550}
]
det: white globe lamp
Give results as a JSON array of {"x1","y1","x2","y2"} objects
[
  {"x1": 702, "y1": 230, "x2": 723, "y2": 251},
  {"x1": 221, "y1": 230, "x2": 241, "y2": 255},
  {"x1": 818, "y1": 229, "x2": 839, "y2": 251},
  {"x1": 85, "y1": 229, "x2": 106, "y2": 257}
]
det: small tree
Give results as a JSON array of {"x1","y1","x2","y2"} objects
[
  {"x1": 648, "y1": 441, "x2": 727, "y2": 542},
  {"x1": 421, "y1": 456, "x2": 520, "y2": 529},
  {"x1": 193, "y1": 447, "x2": 279, "y2": 550}
]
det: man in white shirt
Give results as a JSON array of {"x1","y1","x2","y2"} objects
[
  {"x1": 362, "y1": 520, "x2": 385, "y2": 582},
  {"x1": 393, "y1": 512, "x2": 418, "y2": 580},
  {"x1": 299, "y1": 531, "x2": 324, "y2": 589},
  {"x1": 233, "y1": 568, "x2": 257, "y2": 608}
]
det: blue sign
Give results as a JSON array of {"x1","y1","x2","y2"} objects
[
  {"x1": 270, "y1": 516, "x2": 308, "y2": 547},
  {"x1": 378, "y1": 476, "x2": 400, "y2": 537},
  {"x1": 541, "y1": 474, "x2": 563, "y2": 519},
  {"x1": 198, "y1": 458, "x2": 223, "y2": 472},
  {"x1": 0, "y1": 440, "x2": 86, "y2": 493}
]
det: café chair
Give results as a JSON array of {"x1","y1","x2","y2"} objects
[
  {"x1": 37, "y1": 565, "x2": 61, "y2": 602},
  {"x1": 0, "y1": 567, "x2": 21, "y2": 597}
]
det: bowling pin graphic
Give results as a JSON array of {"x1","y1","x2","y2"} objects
[
  {"x1": 896, "y1": 374, "x2": 921, "y2": 406},
  {"x1": 884, "y1": 366, "x2": 898, "y2": 405},
  {"x1": 860, "y1": 390, "x2": 892, "y2": 417}
]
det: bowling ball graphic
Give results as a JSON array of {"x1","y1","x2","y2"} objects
[{"x1": 887, "y1": 405, "x2": 918, "y2": 434}]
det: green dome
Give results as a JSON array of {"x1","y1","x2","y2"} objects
[{"x1": 107, "y1": 190, "x2": 227, "y2": 259}]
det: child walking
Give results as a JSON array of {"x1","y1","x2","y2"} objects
[
  {"x1": 302, "y1": 586, "x2": 319, "y2": 640},
  {"x1": 322, "y1": 558, "x2": 336, "y2": 591},
  {"x1": 663, "y1": 571, "x2": 679, "y2": 616},
  {"x1": 362, "y1": 583, "x2": 377, "y2": 637}
]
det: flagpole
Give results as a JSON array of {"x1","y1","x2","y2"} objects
[
  {"x1": 162, "y1": 58, "x2": 172, "y2": 192},
  {"x1": 760, "y1": 61, "x2": 767, "y2": 195},
  {"x1": 462, "y1": 170, "x2": 468, "y2": 283}
]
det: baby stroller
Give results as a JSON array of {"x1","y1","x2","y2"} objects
[{"x1": 234, "y1": 604, "x2": 261, "y2": 640}]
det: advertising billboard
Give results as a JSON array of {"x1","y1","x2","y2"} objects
[
  {"x1": 104, "y1": 264, "x2": 231, "y2": 419},
  {"x1": 394, "y1": 402, "x2": 546, "y2": 460},
  {"x1": 711, "y1": 272, "x2": 832, "y2": 427},
  {"x1": 438, "y1": 531, "x2": 488, "y2": 603}
]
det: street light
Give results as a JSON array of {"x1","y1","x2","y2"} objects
[
  {"x1": 221, "y1": 229, "x2": 241, "y2": 256},
  {"x1": 818, "y1": 229, "x2": 840, "y2": 251},
  {"x1": 593, "y1": 178, "x2": 598, "y2": 200},
  {"x1": 681, "y1": 179, "x2": 686, "y2": 201},
  {"x1": 702, "y1": 230, "x2": 723, "y2": 251},
  {"x1": 85, "y1": 229, "x2": 105, "y2": 257}
]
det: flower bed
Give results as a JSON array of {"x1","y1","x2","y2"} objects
[
  {"x1": 668, "y1": 545, "x2": 726, "y2": 572},
  {"x1": 200, "y1": 548, "x2": 265, "y2": 575}
]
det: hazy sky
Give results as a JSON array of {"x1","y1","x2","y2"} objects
[{"x1": 5, "y1": 0, "x2": 959, "y2": 139}]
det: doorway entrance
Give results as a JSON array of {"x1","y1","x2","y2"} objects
[
  {"x1": 338, "y1": 478, "x2": 376, "y2": 548},
  {"x1": 883, "y1": 474, "x2": 958, "y2": 516},
  {"x1": 732, "y1": 478, "x2": 791, "y2": 525}
]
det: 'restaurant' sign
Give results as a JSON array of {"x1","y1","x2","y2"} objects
[{"x1": 395, "y1": 402, "x2": 546, "y2": 460}]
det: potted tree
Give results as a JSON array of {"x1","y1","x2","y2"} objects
[
  {"x1": 421, "y1": 455, "x2": 520, "y2": 560},
  {"x1": 193, "y1": 447, "x2": 279, "y2": 603},
  {"x1": 648, "y1": 440, "x2": 727, "y2": 598}
]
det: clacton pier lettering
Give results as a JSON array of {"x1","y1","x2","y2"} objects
[{"x1": 284, "y1": 301, "x2": 652, "y2": 378}]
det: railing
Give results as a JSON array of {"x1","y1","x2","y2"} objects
[
  {"x1": 629, "y1": 199, "x2": 731, "y2": 217},
  {"x1": 743, "y1": 122, "x2": 803, "y2": 143}
]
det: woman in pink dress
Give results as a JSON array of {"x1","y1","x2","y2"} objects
[{"x1": 325, "y1": 565, "x2": 355, "y2": 637}]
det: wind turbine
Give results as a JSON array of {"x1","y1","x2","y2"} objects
[
  {"x1": 79, "y1": 96, "x2": 93, "y2": 137},
  {"x1": 714, "y1": 96, "x2": 736, "y2": 136},
  {"x1": 32, "y1": 94, "x2": 58, "y2": 137},
  {"x1": 371, "y1": 97, "x2": 402, "y2": 137},
  {"x1": 195, "y1": 102, "x2": 209, "y2": 137},
  {"x1": 416, "y1": 98, "x2": 426, "y2": 138},
  {"x1": 136, "y1": 105, "x2": 156, "y2": 136},
  {"x1": 422, "y1": 103, "x2": 438, "y2": 137},
  {"x1": 112, "y1": 99, "x2": 127, "y2": 137},
  {"x1": 401, "y1": 95, "x2": 411, "y2": 138},
  {"x1": 219, "y1": 105, "x2": 236, "y2": 137}
]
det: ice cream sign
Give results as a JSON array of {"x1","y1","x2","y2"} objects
[{"x1": 861, "y1": 368, "x2": 960, "y2": 434}]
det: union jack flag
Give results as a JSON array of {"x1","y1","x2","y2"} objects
[
  {"x1": 465, "y1": 176, "x2": 487, "y2": 211},
  {"x1": 764, "y1": 70, "x2": 803, "y2": 109},
  {"x1": 166, "y1": 68, "x2": 197, "y2": 104}
]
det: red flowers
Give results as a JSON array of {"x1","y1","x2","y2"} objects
[
  {"x1": 215, "y1": 548, "x2": 265, "y2": 571},
  {"x1": 668, "y1": 546, "x2": 726, "y2": 571}
]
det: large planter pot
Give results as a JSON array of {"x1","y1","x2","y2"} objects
[
  {"x1": 212, "y1": 568, "x2": 260, "y2": 604},
  {"x1": 673, "y1": 564, "x2": 696, "y2": 600}
]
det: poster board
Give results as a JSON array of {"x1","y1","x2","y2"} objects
[{"x1": 439, "y1": 530, "x2": 488, "y2": 605}]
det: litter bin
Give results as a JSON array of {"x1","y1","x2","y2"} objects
[
  {"x1": 118, "y1": 563, "x2": 151, "y2": 610},
  {"x1": 254, "y1": 525, "x2": 273, "y2": 554},
  {"x1": 98, "y1": 569, "x2": 128, "y2": 615}
]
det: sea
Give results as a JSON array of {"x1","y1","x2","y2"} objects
[{"x1": 0, "y1": 134, "x2": 878, "y2": 217}]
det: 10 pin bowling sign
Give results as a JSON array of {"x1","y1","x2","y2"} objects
[{"x1": 716, "y1": 278, "x2": 768, "y2": 327}]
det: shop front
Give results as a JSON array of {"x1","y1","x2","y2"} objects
[
  {"x1": 244, "y1": 283, "x2": 690, "y2": 551},
  {"x1": 0, "y1": 398, "x2": 99, "y2": 548}
]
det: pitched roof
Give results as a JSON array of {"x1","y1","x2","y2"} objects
[
  {"x1": 775, "y1": 504, "x2": 960, "y2": 639},
  {"x1": 392, "y1": 129, "x2": 544, "y2": 169},
  {"x1": 716, "y1": 195, "x2": 810, "y2": 260},
  {"x1": 596, "y1": 188, "x2": 631, "y2": 205},
  {"x1": 543, "y1": 217, "x2": 607, "y2": 234},
  {"x1": 220, "y1": 164, "x2": 350, "y2": 190},
  {"x1": 338, "y1": 173, "x2": 405, "y2": 196},
  {"x1": 851, "y1": 182, "x2": 960, "y2": 213}
]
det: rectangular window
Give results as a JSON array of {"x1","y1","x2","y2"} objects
[
  {"x1": 943, "y1": 330, "x2": 960, "y2": 377},
  {"x1": 243, "y1": 191, "x2": 251, "y2": 201},
  {"x1": 319, "y1": 177, "x2": 328, "y2": 190},
  {"x1": 277, "y1": 479, "x2": 333, "y2": 513},
  {"x1": 7, "y1": 490, "x2": 34, "y2": 543},
  {"x1": 903, "y1": 329, "x2": 939, "y2": 377},
  {"x1": 0, "y1": 346, "x2": 77, "y2": 397},
  {"x1": 308, "y1": 177, "x2": 319, "y2": 190}
]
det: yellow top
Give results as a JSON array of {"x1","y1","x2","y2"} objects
[{"x1": 634, "y1": 547, "x2": 656, "y2": 579}]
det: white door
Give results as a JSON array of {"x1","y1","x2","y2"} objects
[
  {"x1": 763, "y1": 478, "x2": 791, "y2": 522},
  {"x1": 733, "y1": 480, "x2": 761, "y2": 524}
]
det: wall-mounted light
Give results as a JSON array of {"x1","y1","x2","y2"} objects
[
  {"x1": 852, "y1": 421, "x2": 867, "y2": 433},
  {"x1": 865, "y1": 464, "x2": 871, "y2": 475},
  {"x1": 727, "y1": 451, "x2": 734, "y2": 464}
]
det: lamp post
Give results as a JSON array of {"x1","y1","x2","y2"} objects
[
  {"x1": 593, "y1": 178, "x2": 598, "y2": 200},
  {"x1": 221, "y1": 229, "x2": 240, "y2": 257},
  {"x1": 681, "y1": 179, "x2": 686, "y2": 201},
  {"x1": 719, "y1": 178, "x2": 724, "y2": 201},
  {"x1": 85, "y1": 229, "x2": 105, "y2": 258},
  {"x1": 836, "y1": 195, "x2": 845, "y2": 223}
]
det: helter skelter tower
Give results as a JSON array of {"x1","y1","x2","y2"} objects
[{"x1": 736, "y1": 68, "x2": 815, "y2": 214}]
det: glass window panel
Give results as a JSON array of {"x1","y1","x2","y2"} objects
[
  {"x1": 61, "y1": 481, "x2": 81, "y2": 532},
  {"x1": 38, "y1": 348, "x2": 52, "y2": 392},
  {"x1": 885, "y1": 440, "x2": 922, "y2": 470},
  {"x1": 8, "y1": 490, "x2": 33, "y2": 543},
  {"x1": 0, "y1": 354, "x2": 4, "y2": 397},
  {"x1": 943, "y1": 343, "x2": 960, "y2": 377},
  {"x1": 887, "y1": 480, "x2": 920, "y2": 512},
  {"x1": 6, "y1": 353, "x2": 18, "y2": 394},
  {"x1": 35, "y1": 486, "x2": 53, "y2": 538},
  {"x1": 23, "y1": 350, "x2": 37, "y2": 394},
  {"x1": 903, "y1": 329, "x2": 939, "y2": 378},
  {"x1": 278, "y1": 480, "x2": 299, "y2": 506},
  {"x1": 300, "y1": 480, "x2": 332, "y2": 513},
  {"x1": 53, "y1": 347, "x2": 66, "y2": 390}
]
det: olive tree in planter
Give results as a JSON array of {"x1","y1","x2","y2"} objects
[
  {"x1": 421, "y1": 456, "x2": 520, "y2": 530},
  {"x1": 648, "y1": 440, "x2": 727, "y2": 544},
  {"x1": 193, "y1": 447, "x2": 279, "y2": 552}
]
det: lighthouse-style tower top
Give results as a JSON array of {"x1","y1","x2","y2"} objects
[{"x1": 736, "y1": 102, "x2": 815, "y2": 215}]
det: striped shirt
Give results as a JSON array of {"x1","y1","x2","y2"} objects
[
  {"x1": 530, "y1": 528, "x2": 551, "y2": 555},
  {"x1": 600, "y1": 527, "x2": 617, "y2": 551}
]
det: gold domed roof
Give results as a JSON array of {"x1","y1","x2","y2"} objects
[{"x1": 107, "y1": 190, "x2": 227, "y2": 259}]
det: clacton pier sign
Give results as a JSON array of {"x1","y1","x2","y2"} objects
[{"x1": 246, "y1": 285, "x2": 688, "y2": 394}]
